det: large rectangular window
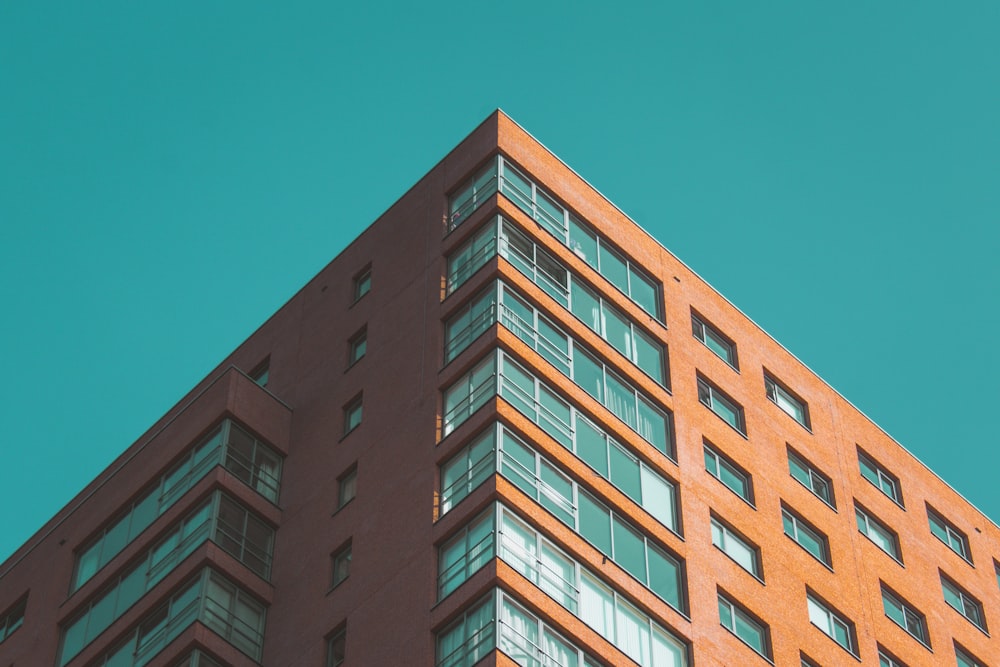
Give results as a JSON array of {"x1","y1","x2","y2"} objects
[
  {"x1": 60, "y1": 493, "x2": 274, "y2": 665},
  {"x1": 704, "y1": 442, "x2": 754, "y2": 504},
  {"x1": 697, "y1": 376, "x2": 745, "y2": 435},
  {"x1": 881, "y1": 584, "x2": 929, "y2": 648},
  {"x1": 764, "y1": 373, "x2": 810, "y2": 429},
  {"x1": 927, "y1": 506, "x2": 972, "y2": 563},
  {"x1": 807, "y1": 592, "x2": 856, "y2": 655},
  {"x1": 782, "y1": 505, "x2": 831, "y2": 567},
  {"x1": 718, "y1": 591, "x2": 770, "y2": 660},
  {"x1": 72, "y1": 421, "x2": 281, "y2": 592}
]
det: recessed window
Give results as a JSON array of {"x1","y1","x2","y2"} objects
[
  {"x1": 956, "y1": 643, "x2": 985, "y2": 667},
  {"x1": 800, "y1": 653, "x2": 820, "y2": 667},
  {"x1": 764, "y1": 373, "x2": 810, "y2": 429},
  {"x1": 332, "y1": 543, "x2": 352, "y2": 587},
  {"x1": 697, "y1": 376, "x2": 746, "y2": 435},
  {"x1": 927, "y1": 507, "x2": 971, "y2": 563},
  {"x1": 718, "y1": 591, "x2": 771, "y2": 660},
  {"x1": 941, "y1": 574, "x2": 986, "y2": 632},
  {"x1": 877, "y1": 644, "x2": 907, "y2": 667},
  {"x1": 337, "y1": 467, "x2": 357, "y2": 509},
  {"x1": 858, "y1": 448, "x2": 903, "y2": 506},
  {"x1": 881, "y1": 584, "x2": 929, "y2": 647},
  {"x1": 327, "y1": 627, "x2": 346, "y2": 667},
  {"x1": 711, "y1": 515, "x2": 762, "y2": 580},
  {"x1": 249, "y1": 359, "x2": 270, "y2": 388},
  {"x1": 348, "y1": 327, "x2": 367, "y2": 365},
  {"x1": 704, "y1": 442, "x2": 754, "y2": 505},
  {"x1": 787, "y1": 447, "x2": 834, "y2": 508},
  {"x1": 782, "y1": 505, "x2": 831, "y2": 566},
  {"x1": 855, "y1": 503, "x2": 902, "y2": 562},
  {"x1": 807, "y1": 592, "x2": 856, "y2": 655},
  {"x1": 692, "y1": 312, "x2": 738, "y2": 368},
  {"x1": 343, "y1": 395, "x2": 363, "y2": 435},
  {"x1": 353, "y1": 266, "x2": 371, "y2": 302},
  {"x1": 0, "y1": 596, "x2": 26, "y2": 644}
]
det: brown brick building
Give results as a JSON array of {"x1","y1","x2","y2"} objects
[{"x1": 1, "y1": 111, "x2": 997, "y2": 667}]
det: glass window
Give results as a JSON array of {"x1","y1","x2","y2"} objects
[
  {"x1": 782, "y1": 506, "x2": 830, "y2": 566},
  {"x1": 788, "y1": 448, "x2": 834, "y2": 507},
  {"x1": 704, "y1": 443, "x2": 753, "y2": 504},
  {"x1": 764, "y1": 374, "x2": 810, "y2": 428},
  {"x1": 343, "y1": 395, "x2": 363, "y2": 435},
  {"x1": 858, "y1": 448, "x2": 903, "y2": 506},
  {"x1": 697, "y1": 377, "x2": 745, "y2": 434},
  {"x1": 353, "y1": 267, "x2": 371, "y2": 301},
  {"x1": 448, "y1": 159, "x2": 499, "y2": 230},
  {"x1": 807, "y1": 593, "x2": 855, "y2": 655},
  {"x1": 928, "y1": 507, "x2": 971, "y2": 563},
  {"x1": 443, "y1": 355, "x2": 496, "y2": 435},
  {"x1": 711, "y1": 517, "x2": 761, "y2": 579},
  {"x1": 332, "y1": 544, "x2": 352, "y2": 587},
  {"x1": 327, "y1": 628, "x2": 346, "y2": 667},
  {"x1": 718, "y1": 592, "x2": 770, "y2": 659},
  {"x1": 249, "y1": 360, "x2": 269, "y2": 388},
  {"x1": 881, "y1": 585, "x2": 929, "y2": 647},
  {"x1": 941, "y1": 575, "x2": 986, "y2": 632},
  {"x1": 439, "y1": 512, "x2": 494, "y2": 599},
  {"x1": 338, "y1": 467, "x2": 357, "y2": 509},
  {"x1": 448, "y1": 218, "x2": 498, "y2": 294},
  {"x1": 348, "y1": 327, "x2": 367, "y2": 365},
  {"x1": 436, "y1": 594, "x2": 495, "y2": 667},
  {"x1": 0, "y1": 597, "x2": 26, "y2": 644},
  {"x1": 856, "y1": 504, "x2": 901, "y2": 562},
  {"x1": 692, "y1": 313, "x2": 737, "y2": 368},
  {"x1": 956, "y1": 644, "x2": 985, "y2": 667},
  {"x1": 877, "y1": 644, "x2": 908, "y2": 667}
]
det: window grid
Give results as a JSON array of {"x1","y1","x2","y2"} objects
[
  {"x1": 927, "y1": 507, "x2": 972, "y2": 563},
  {"x1": 855, "y1": 503, "x2": 902, "y2": 562},
  {"x1": 807, "y1": 593, "x2": 856, "y2": 655},
  {"x1": 941, "y1": 574, "x2": 986, "y2": 632},
  {"x1": 858, "y1": 449, "x2": 903, "y2": 506},
  {"x1": 782, "y1": 506, "x2": 831, "y2": 567},
  {"x1": 787, "y1": 448, "x2": 834, "y2": 508},
  {"x1": 718, "y1": 592, "x2": 771, "y2": 660},
  {"x1": 697, "y1": 376, "x2": 746, "y2": 435},
  {"x1": 881, "y1": 585, "x2": 929, "y2": 648},
  {"x1": 764, "y1": 374, "x2": 810, "y2": 429},
  {"x1": 704, "y1": 443, "x2": 754, "y2": 505},
  {"x1": 711, "y1": 516, "x2": 762, "y2": 580},
  {"x1": 692, "y1": 312, "x2": 738, "y2": 368}
]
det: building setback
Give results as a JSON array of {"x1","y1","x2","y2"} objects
[{"x1": 1, "y1": 111, "x2": 997, "y2": 667}]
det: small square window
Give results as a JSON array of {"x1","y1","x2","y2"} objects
[
  {"x1": 718, "y1": 591, "x2": 771, "y2": 660},
  {"x1": 711, "y1": 515, "x2": 762, "y2": 580},
  {"x1": 249, "y1": 359, "x2": 270, "y2": 388},
  {"x1": 692, "y1": 312, "x2": 738, "y2": 368},
  {"x1": 782, "y1": 505, "x2": 831, "y2": 567},
  {"x1": 0, "y1": 596, "x2": 27, "y2": 643},
  {"x1": 343, "y1": 395, "x2": 363, "y2": 435},
  {"x1": 941, "y1": 573, "x2": 986, "y2": 632},
  {"x1": 881, "y1": 584, "x2": 929, "y2": 647},
  {"x1": 338, "y1": 467, "x2": 357, "y2": 509},
  {"x1": 348, "y1": 327, "x2": 367, "y2": 366},
  {"x1": 353, "y1": 267, "x2": 372, "y2": 302},
  {"x1": 858, "y1": 448, "x2": 903, "y2": 506},
  {"x1": 697, "y1": 376, "x2": 746, "y2": 435},
  {"x1": 332, "y1": 543, "x2": 352, "y2": 587},
  {"x1": 787, "y1": 447, "x2": 834, "y2": 508},
  {"x1": 764, "y1": 373, "x2": 810, "y2": 429},
  {"x1": 956, "y1": 642, "x2": 985, "y2": 667},
  {"x1": 807, "y1": 592, "x2": 857, "y2": 655},
  {"x1": 704, "y1": 442, "x2": 754, "y2": 505},
  {"x1": 327, "y1": 626, "x2": 346, "y2": 667},
  {"x1": 855, "y1": 503, "x2": 902, "y2": 562},
  {"x1": 877, "y1": 644, "x2": 907, "y2": 667},
  {"x1": 927, "y1": 506, "x2": 971, "y2": 563}
]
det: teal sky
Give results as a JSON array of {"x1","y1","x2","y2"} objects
[{"x1": 1, "y1": 2, "x2": 998, "y2": 563}]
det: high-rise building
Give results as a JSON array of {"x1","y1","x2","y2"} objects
[{"x1": 1, "y1": 111, "x2": 997, "y2": 667}]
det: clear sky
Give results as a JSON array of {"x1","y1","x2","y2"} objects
[{"x1": 1, "y1": 2, "x2": 998, "y2": 564}]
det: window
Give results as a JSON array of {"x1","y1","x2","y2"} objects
[
  {"x1": 800, "y1": 654, "x2": 820, "y2": 667},
  {"x1": 327, "y1": 627, "x2": 346, "y2": 667},
  {"x1": 697, "y1": 376, "x2": 746, "y2": 435},
  {"x1": 332, "y1": 543, "x2": 352, "y2": 587},
  {"x1": 956, "y1": 643, "x2": 985, "y2": 667},
  {"x1": 855, "y1": 503, "x2": 902, "y2": 562},
  {"x1": 782, "y1": 505, "x2": 830, "y2": 566},
  {"x1": 348, "y1": 327, "x2": 367, "y2": 365},
  {"x1": 941, "y1": 574, "x2": 986, "y2": 632},
  {"x1": 337, "y1": 467, "x2": 357, "y2": 509},
  {"x1": 927, "y1": 507, "x2": 971, "y2": 563},
  {"x1": 438, "y1": 511, "x2": 494, "y2": 599},
  {"x1": 711, "y1": 516, "x2": 762, "y2": 579},
  {"x1": 787, "y1": 447, "x2": 834, "y2": 508},
  {"x1": 704, "y1": 442, "x2": 754, "y2": 504},
  {"x1": 877, "y1": 644, "x2": 907, "y2": 667},
  {"x1": 0, "y1": 596, "x2": 26, "y2": 644},
  {"x1": 692, "y1": 312, "x2": 737, "y2": 368},
  {"x1": 352, "y1": 266, "x2": 371, "y2": 301},
  {"x1": 173, "y1": 650, "x2": 226, "y2": 667},
  {"x1": 764, "y1": 373, "x2": 810, "y2": 428},
  {"x1": 343, "y1": 395, "x2": 363, "y2": 435},
  {"x1": 718, "y1": 592, "x2": 770, "y2": 660},
  {"x1": 881, "y1": 584, "x2": 928, "y2": 647},
  {"x1": 807, "y1": 592, "x2": 856, "y2": 655},
  {"x1": 858, "y1": 448, "x2": 903, "y2": 506},
  {"x1": 249, "y1": 359, "x2": 269, "y2": 388}
]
